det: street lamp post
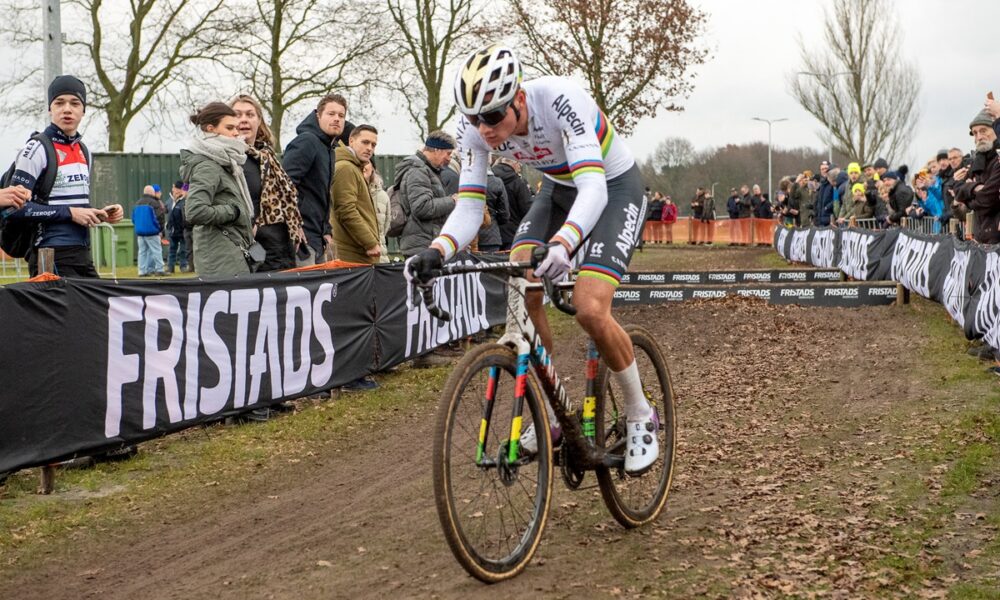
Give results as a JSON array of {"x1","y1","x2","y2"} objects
[
  {"x1": 42, "y1": 0, "x2": 63, "y2": 121},
  {"x1": 796, "y1": 70, "x2": 856, "y2": 163},
  {"x1": 752, "y1": 117, "x2": 787, "y2": 212}
]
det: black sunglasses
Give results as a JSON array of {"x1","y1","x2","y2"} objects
[{"x1": 468, "y1": 102, "x2": 511, "y2": 128}]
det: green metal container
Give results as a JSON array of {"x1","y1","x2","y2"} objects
[
  {"x1": 372, "y1": 154, "x2": 406, "y2": 187},
  {"x1": 90, "y1": 219, "x2": 135, "y2": 268},
  {"x1": 90, "y1": 153, "x2": 182, "y2": 214}
]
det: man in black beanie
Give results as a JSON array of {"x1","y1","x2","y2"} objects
[
  {"x1": 873, "y1": 157, "x2": 889, "y2": 179},
  {"x1": 3, "y1": 74, "x2": 123, "y2": 277}
]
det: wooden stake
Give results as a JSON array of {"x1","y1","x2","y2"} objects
[{"x1": 37, "y1": 248, "x2": 57, "y2": 495}]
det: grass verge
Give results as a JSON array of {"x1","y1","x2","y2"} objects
[
  {"x1": 871, "y1": 299, "x2": 1000, "y2": 592},
  {"x1": 0, "y1": 365, "x2": 448, "y2": 572}
]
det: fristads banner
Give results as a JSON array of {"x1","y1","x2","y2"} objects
[
  {"x1": 617, "y1": 269, "x2": 842, "y2": 285},
  {"x1": 0, "y1": 268, "x2": 376, "y2": 474},
  {"x1": 773, "y1": 226, "x2": 1000, "y2": 350},
  {"x1": 612, "y1": 283, "x2": 897, "y2": 307},
  {"x1": 0, "y1": 255, "x2": 512, "y2": 474},
  {"x1": 373, "y1": 255, "x2": 509, "y2": 371}
]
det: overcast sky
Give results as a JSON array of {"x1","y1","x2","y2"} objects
[{"x1": 1, "y1": 0, "x2": 998, "y2": 170}]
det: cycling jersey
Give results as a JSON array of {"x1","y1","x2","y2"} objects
[
  {"x1": 8, "y1": 124, "x2": 92, "y2": 248},
  {"x1": 433, "y1": 76, "x2": 635, "y2": 259}
]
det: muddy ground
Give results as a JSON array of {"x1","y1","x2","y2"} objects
[{"x1": 4, "y1": 247, "x2": 1000, "y2": 599}]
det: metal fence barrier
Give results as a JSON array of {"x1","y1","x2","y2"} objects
[{"x1": 900, "y1": 216, "x2": 942, "y2": 235}]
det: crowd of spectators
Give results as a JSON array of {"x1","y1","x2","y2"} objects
[
  {"x1": 0, "y1": 73, "x2": 541, "y2": 402},
  {"x1": 638, "y1": 96, "x2": 1000, "y2": 246}
]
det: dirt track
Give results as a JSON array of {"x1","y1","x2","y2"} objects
[{"x1": 5, "y1": 248, "x2": 1000, "y2": 598}]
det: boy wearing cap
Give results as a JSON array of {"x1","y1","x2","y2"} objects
[
  {"x1": 837, "y1": 183, "x2": 874, "y2": 226},
  {"x1": 4, "y1": 75, "x2": 123, "y2": 277}
]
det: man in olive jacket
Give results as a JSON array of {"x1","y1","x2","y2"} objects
[
  {"x1": 331, "y1": 125, "x2": 380, "y2": 264},
  {"x1": 396, "y1": 131, "x2": 457, "y2": 257}
]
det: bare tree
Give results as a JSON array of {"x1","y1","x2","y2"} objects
[
  {"x1": 509, "y1": 0, "x2": 709, "y2": 135},
  {"x1": 0, "y1": 0, "x2": 229, "y2": 151},
  {"x1": 788, "y1": 0, "x2": 920, "y2": 164},
  {"x1": 220, "y1": 0, "x2": 388, "y2": 149},
  {"x1": 384, "y1": 0, "x2": 492, "y2": 139},
  {"x1": 650, "y1": 137, "x2": 696, "y2": 173}
]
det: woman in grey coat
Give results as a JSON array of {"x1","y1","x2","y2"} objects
[{"x1": 181, "y1": 102, "x2": 256, "y2": 278}]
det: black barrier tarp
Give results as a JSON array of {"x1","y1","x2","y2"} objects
[
  {"x1": 373, "y1": 254, "x2": 508, "y2": 371},
  {"x1": 612, "y1": 283, "x2": 897, "y2": 307},
  {"x1": 0, "y1": 268, "x2": 376, "y2": 472},
  {"x1": 773, "y1": 226, "x2": 1000, "y2": 349},
  {"x1": 0, "y1": 255, "x2": 519, "y2": 473}
]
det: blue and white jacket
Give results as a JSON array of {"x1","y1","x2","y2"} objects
[{"x1": 7, "y1": 124, "x2": 92, "y2": 248}]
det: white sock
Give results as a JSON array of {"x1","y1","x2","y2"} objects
[{"x1": 612, "y1": 360, "x2": 652, "y2": 421}]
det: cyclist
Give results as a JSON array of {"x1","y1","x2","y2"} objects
[{"x1": 405, "y1": 45, "x2": 657, "y2": 473}]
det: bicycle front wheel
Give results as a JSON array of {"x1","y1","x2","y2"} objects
[
  {"x1": 595, "y1": 325, "x2": 677, "y2": 528},
  {"x1": 432, "y1": 343, "x2": 553, "y2": 583}
]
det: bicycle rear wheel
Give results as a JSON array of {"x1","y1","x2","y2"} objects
[
  {"x1": 595, "y1": 325, "x2": 676, "y2": 528},
  {"x1": 432, "y1": 343, "x2": 553, "y2": 583}
]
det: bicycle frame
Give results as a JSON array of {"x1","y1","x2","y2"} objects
[
  {"x1": 420, "y1": 261, "x2": 617, "y2": 470},
  {"x1": 493, "y1": 275, "x2": 595, "y2": 460}
]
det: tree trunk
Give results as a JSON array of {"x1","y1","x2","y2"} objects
[
  {"x1": 272, "y1": 103, "x2": 285, "y2": 152},
  {"x1": 107, "y1": 110, "x2": 127, "y2": 152}
]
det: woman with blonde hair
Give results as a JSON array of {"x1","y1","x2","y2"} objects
[{"x1": 230, "y1": 94, "x2": 306, "y2": 271}]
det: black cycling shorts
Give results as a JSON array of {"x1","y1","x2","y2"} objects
[{"x1": 511, "y1": 163, "x2": 646, "y2": 286}]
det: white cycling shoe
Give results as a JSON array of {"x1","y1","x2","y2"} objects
[
  {"x1": 519, "y1": 422, "x2": 561, "y2": 455},
  {"x1": 625, "y1": 409, "x2": 660, "y2": 474}
]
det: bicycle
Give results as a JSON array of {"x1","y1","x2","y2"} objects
[{"x1": 413, "y1": 251, "x2": 677, "y2": 583}]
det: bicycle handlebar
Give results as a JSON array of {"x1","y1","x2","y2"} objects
[{"x1": 412, "y1": 259, "x2": 577, "y2": 320}]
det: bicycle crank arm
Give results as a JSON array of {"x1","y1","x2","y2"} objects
[{"x1": 602, "y1": 453, "x2": 625, "y2": 470}]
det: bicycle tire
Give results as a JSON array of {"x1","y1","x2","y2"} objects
[
  {"x1": 432, "y1": 343, "x2": 554, "y2": 582},
  {"x1": 594, "y1": 325, "x2": 677, "y2": 528}
]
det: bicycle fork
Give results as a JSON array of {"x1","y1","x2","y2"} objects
[{"x1": 475, "y1": 355, "x2": 530, "y2": 466}]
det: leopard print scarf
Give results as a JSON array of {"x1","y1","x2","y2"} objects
[{"x1": 247, "y1": 141, "x2": 305, "y2": 245}]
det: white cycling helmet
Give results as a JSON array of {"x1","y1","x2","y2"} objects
[{"x1": 454, "y1": 45, "x2": 522, "y2": 115}]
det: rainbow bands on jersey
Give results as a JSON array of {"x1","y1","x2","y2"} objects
[
  {"x1": 458, "y1": 184, "x2": 487, "y2": 202},
  {"x1": 436, "y1": 233, "x2": 459, "y2": 255},
  {"x1": 534, "y1": 113, "x2": 613, "y2": 182},
  {"x1": 555, "y1": 221, "x2": 584, "y2": 249},
  {"x1": 595, "y1": 110, "x2": 614, "y2": 157}
]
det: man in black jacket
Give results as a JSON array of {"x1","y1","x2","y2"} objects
[
  {"x1": 737, "y1": 184, "x2": 753, "y2": 219},
  {"x1": 492, "y1": 157, "x2": 532, "y2": 249},
  {"x1": 957, "y1": 108, "x2": 1000, "y2": 243},
  {"x1": 882, "y1": 170, "x2": 914, "y2": 225},
  {"x1": 283, "y1": 94, "x2": 346, "y2": 265}
]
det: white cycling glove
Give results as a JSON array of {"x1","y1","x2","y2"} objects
[{"x1": 534, "y1": 243, "x2": 572, "y2": 282}]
